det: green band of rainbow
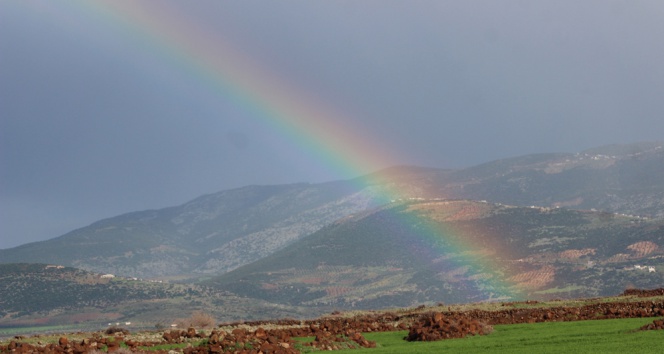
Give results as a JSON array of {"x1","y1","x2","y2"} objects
[{"x1": 31, "y1": 1, "x2": 524, "y2": 301}]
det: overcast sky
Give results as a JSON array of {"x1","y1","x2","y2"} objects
[{"x1": 2, "y1": 0, "x2": 664, "y2": 249}]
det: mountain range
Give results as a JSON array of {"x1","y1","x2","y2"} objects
[
  {"x1": 1, "y1": 141, "x2": 664, "y2": 326},
  {"x1": 2, "y1": 142, "x2": 662, "y2": 280},
  {"x1": 208, "y1": 199, "x2": 664, "y2": 311}
]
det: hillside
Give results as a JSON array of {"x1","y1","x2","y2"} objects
[
  {"x1": 436, "y1": 142, "x2": 664, "y2": 218},
  {"x1": 1, "y1": 142, "x2": 662, "y2": 280},
  {"x1": 0, "y1": 263, "x2": 310, "y2": 328},
  {"x1": 208, "y1": 199, "x2": 664, "y2": 312},
  {"x1": 0, "y1": 182, "x2": 386, "y2": 278}
]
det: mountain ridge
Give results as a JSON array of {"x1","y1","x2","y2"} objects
[
  {"x1": 207, "y1": 199, "x2": 664, "y2": 311},
  {"x1": 1, "y1": 142, "x2": 663, "y2": 279}
]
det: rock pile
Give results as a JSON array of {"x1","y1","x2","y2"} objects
[
  {"x1": 405, "y1": 312, "x2": 493, "y2": 341},
  {"x1": 462, "y1": 300, "x2": 664, "y2": 325},
  {"x1": 183, "y1": 327, "x2": 298, "y2": 354},
  {"x1": 296, "y1": 321, "x2": 376, "y2": 350},
  {"x1": 1, "y1": 335, "x2": 163, "y2": 354},
  {"x1": 623, "y1": 288, "x2": 664, "y2": 297},
  {"x1": 640, "y1": 318, "x2": 664, "y2": 331},
  {"x1": 162, "y1": 327, "x2": 205, "y2": 343},
  {"x1": 178, "y1": 321, "x2": 377, "y2": 353}
]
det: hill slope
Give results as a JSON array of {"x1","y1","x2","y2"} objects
[
  {"x1": 0, "y1": 181, "x2": 387, "y2": 278},
  {"x1": 436, "y1": 142, "x2": 664, "y2": 217},
  {"x1": 1, "y1": 142, "x2": 662, "y2": 279},
  {"x1": 209, "y1": 199, "x2": 664, "y2": 311},
  {"x1": 0, "y1": 263, "x2": 309, "y2": 327}
]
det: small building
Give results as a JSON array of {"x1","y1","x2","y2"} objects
[
  {"x1": 100, "y1": 274, "x2": 115, "y2": 279},
  {"x1": 649, "y1": 266, "x2": 656, "y2": 273}
]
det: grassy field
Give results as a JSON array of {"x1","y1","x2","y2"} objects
[{"x1": 333, "y1": 317, "x2": 664, "y2": 354}]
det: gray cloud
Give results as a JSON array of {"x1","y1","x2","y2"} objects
[{"x1": 1, "y1": 0, "x2": 663, "y2": 248}]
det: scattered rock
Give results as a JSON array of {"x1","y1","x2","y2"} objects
[
  {"x1": 405, "y1": 312, "x2": 493, "y2": 341},
  {"x1": 2, "y1": 288, "x2": 664, "y2": 353},
  {"x1": 623, "y1": 288, "x2": 664, "y2": 297},
  {"x1": 640, "y1": 318, "x2": 664, "y2": 330}
]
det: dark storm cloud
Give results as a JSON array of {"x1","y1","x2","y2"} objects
[{"x1": 1, "y1": 0, "x2": 663, "y2": 248}]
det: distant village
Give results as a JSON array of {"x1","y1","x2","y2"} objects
[
  {"x1": 627, "y1": 265, "x2": 657, "y2": 273},
  {"x1": 98, "y1": 273, "x2": 165, "y2": 283},
  {"x1": 43, "y1": 265, "x2": 165, "y2": 283}
]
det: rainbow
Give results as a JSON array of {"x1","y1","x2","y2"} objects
[
  {"x1": 31, "y1": 1, "x2": 524, "y2": 301},
  {"x1": 391, "y1": 201, "x2": 525, "y2": 301},
  {"x1": 77, "y1": 1, "x2": 406, "y2": 182}
]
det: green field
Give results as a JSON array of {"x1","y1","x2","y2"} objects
[{"x1": 334, "y1": 318, "x2": 664, "y2": 354}]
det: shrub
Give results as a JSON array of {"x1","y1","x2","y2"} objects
[
  {"x1": 189, "y1": 311, "x2": 216, "y2": 328},
  {"x1": 104, "y1": 326, "x2": 130, "y2": 335},
  {"x1": 175, "y1": 311, "x2": 217, "y2": 328}
]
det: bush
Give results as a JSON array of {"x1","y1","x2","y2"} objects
[
  {"x1": 188, "y1": 311, "x2": 216, "y2": 328},
  {"x1": 104, "y1": 326, "x2": 130, "y2": 335},
  {"x1": 174, "y1": 311, "x2": 216, "y2": 328}
]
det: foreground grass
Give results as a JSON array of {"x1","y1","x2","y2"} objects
[{"x1": 335, "y1": 317, "x2": 664, "y2": 354}]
